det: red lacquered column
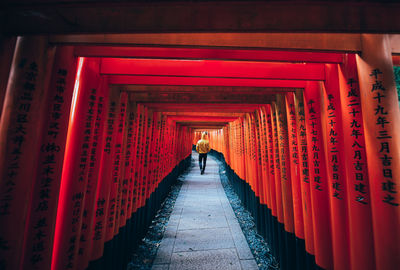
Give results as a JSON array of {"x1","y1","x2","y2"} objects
[
  {"x1": 0, "y1": 36, "x2": 54, "y2": 270},
  {"x1": 338, "y1": 53, "x2": 375, "y2": 270},
  {"x1": 90, "y1": 87, "x2": 120, "y2": 261},
  {"x1": 356, "y1": 34, "x2": 400, "y2": 270},
  {"x1": 22, "y1": 46, "x2": 77, "y2": 270},
  {"x1": 285, "y1": 92, "x2": 305, "y2": 241},
  {"x1": 106, "y1": 92, "x2": 127, "y2": 242},
  {"x1": 51, "y1": 57, "x2": 102, "y2": 270},
  {"x1": 322, "y1": 64, "x2": 350, "y2": 270},
  {"x1": 303, "y1": 81, "x2": 333, "y2": 270},
  {"x1": 77, "y1": 76, "x2": 109, "y2": 270},
  {"x1": 270, "y1": 103, "x2": 284, "y2": 225},
  {"x1": 275, "y1": 95, "x2": 295, "y2": 235},
  {"x1": 294, "y1": 90, "x2": 315, "y2": 257}
]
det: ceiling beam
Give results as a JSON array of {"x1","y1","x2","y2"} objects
[
  {"x1": 163, "y1": 112, "x2": 245, "y2": 117},
  {"x1": 140, "y1": 103, "x2": 263, "y2": 113},
  {"x1": 49, "y1": 33, "x2": 400, "y2": 53},
  {"x1": 110, "y1": 75, "x2": 307, "y2": 88},
  {"x1": 129, "y1": 92, "x2": 275, "y2": 104},
  {"x1": 74, "y1": 46, "x2": 344, "y2": 63},
  {"x1": 167, "y1": 115, "x2": 238, "y2": 122},
  {"x1": 3, "y1": 2, "x2": 400, "y2": 34},
  {"x1": 121, "y1": 85, "x2": 292, "y2": 93},
  {"x1": 101, "y1": 58, "x2": 325, "y2": 80}
]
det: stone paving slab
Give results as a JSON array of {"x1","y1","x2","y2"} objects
[{"x1": 152, "y1": 152, "x2": 258, "y2": 270}]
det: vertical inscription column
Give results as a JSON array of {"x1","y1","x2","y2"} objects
[
  {"x1": 0, "y1": 36, "x2": 54, "y2": 270},
  {"x1": 51, "y1": 58, "x2": 101, "y2": 270},
  {"x1": 22, "y1": 46, "x2": 77, "y2": 270},
  {"x1": 323, "y1": 64, "x2": 350, "y2": 270},
  {"x1": 339, "y1": 53, "x2": 375, "y2": 270},
  {"x1": 285, "y1": 92, "x2": 305, "y2": 242},
  {"x1": 356, "y1": 34, "x2": 400, "y2": 270},
  {"x1": 77, "y1": 76, "x2": 109, "y2": 270},
  {"x1": 275, "y1": 95, "x2": 295, "y2": 235},
  {"x1": 294, "y1": 90, "x2": 315, "y2": 258},
  {"x1": 90, "y1": 87, "x2": 119, "y2": 262},
  {"x1": 303, "y1": 81, "x2": 333, "y2": 270}
]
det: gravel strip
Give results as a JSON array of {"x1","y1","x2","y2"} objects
[
  {"x1": 127, "y1": 163, "x2": 192, "y2": 270},
  {"x1": 215, "y1": 158, "x2": 280, "y2": 270}
]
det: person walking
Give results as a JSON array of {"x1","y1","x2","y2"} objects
[{"x1": 196, "y1": 131, "x2": 210, "y2": 174}]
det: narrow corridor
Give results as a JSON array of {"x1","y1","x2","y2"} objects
[{"x1": 152, "y1": 152, "x2": 258, "y2": 270}]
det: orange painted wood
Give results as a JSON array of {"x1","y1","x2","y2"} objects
[
  {"x1": 322, "y1": 64, "x2": 350, "y2": 270},
  {"x1": 254, "y1": 111, "x2": 266, "y2": 205},
  {"x1": 294, "y1": 90, "x2": 315, "y2": 255},
  {"x1": 275, "y1": 95, "x2": 294, "y2": 234},
  {"x1": 356, "y1": 35, "x2": 400, "y2": 270},
  {"x1": 303, "y1": 81, "x2": 333, "y2": 270},
  {"x1": 259, "y1": 107, "x2": 272, "y2": 209},
  {"x1": 106, "y1": 92, "x2": 127, "y2": 240},
  {"x1": 270, "y1": 103, "x2": 284, "y2": 224},
  {"x1": 75, "y1": 46, "x2": 343, "y2": 63},
  {"x1": 131, "y1": 104, "x2": 143, "y2": 214},
  {"x1": 285, "y1": 92, "x2": 305, "y2": 239},
  {"x1": 51, "y1": 58, "x2": 102, "y2": 270},
  {"x1": 101, "y1": 58, "x2": 325, "y2": 80},
  {"x1": 77, "y1": 75, "x2": 109, "y2": 270},
  {"x1": 119, "y1": 105, "x2": 136, "y2": 228},
  {"x1": 113, "y1": 93, "x2": 128, "y2": 237},
  {"x1": 109, "y1": 75, "x2": 307, "y2": 88},
  {"x1": 0, "y1": 37, "x2": 55, "y2": 270},
  {"x1": 90, "y1": 87, "x2": 120, "y2": 260},
  {"x1": 264, "y1": 105, "x2": 277, "y2": 217},
  {"x1": 21, "y1": 46, "x2": 77, "y2": 270},
  {"x1": 338, "y1": 53, "x2": 375, "y2": 270}
]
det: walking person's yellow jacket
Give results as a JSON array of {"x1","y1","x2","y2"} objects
[{"x1": 196, "y1": 132, "x2": 210, "y2": 154}]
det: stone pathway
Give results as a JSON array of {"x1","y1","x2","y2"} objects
[{"x1": 152, "y1": 152, "x2": 258, "y2": 270}]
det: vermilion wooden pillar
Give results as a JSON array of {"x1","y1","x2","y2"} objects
[
  {"x1": 106, "y1": 91, "x2": 127, "y2": 242},
  {"x1": 275, "y1": 95, "x2": 295, "y2": 235},
  {"x1": 258, "y1": 108, "x2": 270, "y2": 210},
  {"x1": 111, "y1": 92, "x2": 128, "y2": 239},
  {"x1": 21, "y1": 46, "x2": 77, "y2": 270},
  {"x1": 0, "y1": 36, "x2": 55, "y2": 270},
  {"x1": 294, "y1": 90, "x2": 315, "y2": 258},
  {"x1": 119, "y1": 104, "x2": 136, "y2": 230},
  {"x1": 338, "y1": 53, "x2": 375, "y2": 270},
  {"x1": 254, "y1": 110, "x2": 266, "y2": 207},
  {"x1": 356, "y1": 34, "x2": 400, "y2": 270},
  {"x1": 323, "y1": 64, "x2": 350, "y2": 270},
  {"x1": 271, "y1": 103, "x2": 284, "y2": 225},
  {"x1": 285, "y1": 93, "x2": 305, "y2": 241},
  {"x1": 303, "y1": 81, "x2": 333, "y2": 270},
  {"x1": 51, "y1": 57, "x2": 102, "y2": 270},
  {"x1": 90, "y1": 87, "x2": 120, "y2": 262},
  {"x1": 264, "y1": 105, "x2": 277, "y2": 220},
  {"x1": 77, "y1": 76, "x2": 109, "y2": 270}
]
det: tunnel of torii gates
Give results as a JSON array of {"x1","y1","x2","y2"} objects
[{"x1": 0, "y1": 34, "x2": 400, "y2": 270}]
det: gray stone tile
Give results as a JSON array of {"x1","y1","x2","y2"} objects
[
  {"x1": 152, "y1": 152, "x2": 256, "y2": 269},
  {"x1": 151, "y1": 264, "x2": 170, "y2": 270},
  {"x1": 178, "y1": 213, "x2": 229, "y2": 230},
  {"x1": 173, "y1": 228, "x2": 235, "y2": 252},
  {"x1": 153, "y1": 238, "x2": 175, "y2": 264},
  {"x1": 232, "y1": 234, "x2": 254, "y2": 260},
  {"x1": 240, "y1": 259, "x2": 259, "y2": 270},
  {"x1": 170, "y1": 249, "x2": 241, "y2": 270}
]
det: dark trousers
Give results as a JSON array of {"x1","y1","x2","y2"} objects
[{"x1": 199, "y1": 153, "x2": 207, "y2": 171}]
